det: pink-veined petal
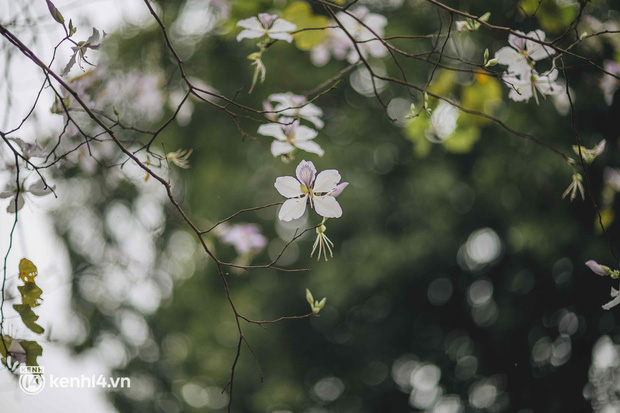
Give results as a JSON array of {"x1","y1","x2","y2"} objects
[
  {"x1": 258, "y1": 123, "x2": 287, "y2": 140},
  {"x1": 586, "y1": 260, "x2": 609, "y2": 276},
  {"x1": 313, "y1": 195, "x2": 342, "y2": 218},
  {"x1": 296, "y1": 160, "x2": 317, "y2": 188},
  {"x1": 271, "y1": 141, "x2": 295, "y2": 157},
  {"x1": 294, "y1": 140, "x2": 324, "y2": 157},
  {"x1": 278, "y1": 197, "x2": 308, "y2": 221},
  {"x1": 330, "y1": 182, "x2": 349, "y2": 197},
  {"x1": 313, "y1": 169, "x2": 341, "y2": 193},
  {"x1": 275, "y1": 176, "x2": 304, "y2": 197}
]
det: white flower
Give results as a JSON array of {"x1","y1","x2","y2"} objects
[
  {"x1": 336, "y1": 7, "x2": 388, "y2": 64},
  {"x1": 603, "y1": 287, "x2": 620, "y2": 310},
  {"x1": 166, "y1": 148, "x2": 192, "y2": 169},
  {"x1": 61, "y1": 28, "x2": 105, "y2": 76},
  {"x1": 502, "y1": 68, "x2": 564, "y2": 104},
  {"x1": 236, "y1": 13, "x2": 297, "y2": 43},
  {"x1": 7, "y1": 137, "x2": 46, "y2": 160},
  {"x1": 0, "y1": 180, "x2": 55, "y2": 213},
  {"x1": 427, "y1": 101, "x2": 459, "y2": 141},
  {"x1": 600, "y1": 60, "x2": 620, "y2": 106},
  {"x1": 572, "y1": 139, "x2": 606, "y2": 163},
  {"x1": 258, "y1": 117, "x2": 323, "y2": 157},
  {"x1": 267, "y1": 93, "x2": 324, "y2": 129},
  {"x1": 604, "y1": 167, "x2": 620, "y2": 191},
  {"x1": 274, "y1": 160, "x2": 346, "y2": 222},
  {"x1": 495, "y1": 30, "x2": 555, "y2": 77},
  {"x1": 219, "y1": 223, "x2": 267, "y2": 255}
]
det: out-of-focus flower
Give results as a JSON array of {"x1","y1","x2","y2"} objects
[
  {"x1": 562, "y1": 172, "x2": 584, "y2": 202},
  {"x1": 274, "y1": 160, "x2": 345, "y2": 221},
  {"x1": 258, "y1": 117, "x2": 323, "y2": 157},
  {"x1": 586, "y1": 260, "x2": 612, "y2": 276},
  {"x1": 7, "y1": 137, "x2": 46, "y2": 160},
  {"x1": 267, "y1": 93, "x2": 324, "y2": 129},
  {"x1": 600, "y1": 60, "x2": 620, "y2": 106},
  {"x1": 455, "y1": 12, "x2": 490, "y2": 32},
  {"x1": 502, "y1": 68, "x2": 564, "y2": 104},
  {"x1": 166, "y1": 149, "x2": 192, "y2": 169},
  {"x1": 572, "y1": 139, "x2": 606, "y2": 163},
  {"x1": 61, "y1": 28, "x2": 106, "y2": 76},
  {"x1": 236, "y1": 13, "x2": 297, "y2": 43},
  {"x1": 602, "y1": 287, "x2": 620, "y2": 310},
  {"x1": 219, "y1": 223, "x2": 267, "y2": 255},
  {"x1": 427, "y1": 101, "x2": 459, "y2": 141},
  {"x1": 310, "y1": 7, "x2": 387, "y2": 66},
  {"x1": 0, "y1": 180, "x2": 55, "y2": 213},
  {"x1": 495, "y1": 30, "x2": 555, "y2": 77},
  {"x1": 604, "y1": 168, "x2": 620, "y2": 192}
]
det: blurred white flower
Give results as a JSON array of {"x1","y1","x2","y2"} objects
[
  {"x1": 502, "y1": 68, "x2": 564, "y2": 104},
  {"x1": 236, "y1": 13, "x2": 296, "y2": 43},
  {"x1": 495, "y1": 30, "x2": 555, "y2": 77},
  {"x1": 0, "y1": 180, "x2": 55, "y2": 213},
  {"x1": 602, "y1": 287, "x2": 620, "y2": 310},
  {"x1": 219, "y1": 223, "x2": 267, "y2": 255},
  {"x1": 258, "y1": 117, "x2": 323, "y2": 157},
  {"x1": 427, "y1": 101, "x2": 459, "y2": 141},
  {"x1": 267, "y1": 93, "x2": 324, "y2": 129}
]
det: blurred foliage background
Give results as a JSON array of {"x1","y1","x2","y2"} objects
[{"x1": 40, "y1": 0, "x2": 620, "y2": 412}]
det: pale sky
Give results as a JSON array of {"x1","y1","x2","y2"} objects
[{"x1": 0, "y1": 1, "x2": 155, "y2": 411}]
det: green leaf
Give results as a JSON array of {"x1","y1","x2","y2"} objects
[
  {"x1": 19, "y1": 258, "x2": 38, "y2": 283},
  {"x1": 20, "y1": 340, "x2": 43, "y2": 367},
  {"x1": 13, "y1": 304, "x2": 45, "y2": 335},
  {"x1": 18, "y1": 282, "x2": 43, "y2": 308}
]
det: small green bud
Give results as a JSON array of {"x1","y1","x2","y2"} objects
[
  {"x1": 484, "y1": 58, "x2": 498, "y2": 67},
  {"x1": 306, "y1": 288, "x2": 314, "y2": 306},
  {"x1": 479, "y1": 12, "x2": 491, "y2": 23},
  {"x1": 483, "y1": 48, "x2": 489, "y2": 63}
]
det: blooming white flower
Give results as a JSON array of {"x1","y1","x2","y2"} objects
[
  {"x1": 61, "y1": 28, "x2": 105, "y2": 76},
  {"x1": 258, "y1": 117, "x2": 323, "y2": 157},
  {"x1": 267, "y1": 93, "x2": 324, "y2": 129},
  {"x1": 502, "y1": 68, "x2": 564, "y2": 104},
  {"x1": 0, "y1": 180, "x2": 55, "y2": 213},
  {"x1": 603, "y1": 287, "x2": 620, "y2": 310},
  {"x1": 495, "y1": 30, "x2": 555, "y2": 77},
  {"x1": 219, "y1": 223, "x2": 267, "y2": 255},
  {"x1": 274, "y1": 160, "x2": 347, "y2": 222},
  {"x1": 236, "y1": 13, "x2": 297, "y2": 43},
  {"x1": 166, "y1": 148, "x2": 192, "y2": 169}
]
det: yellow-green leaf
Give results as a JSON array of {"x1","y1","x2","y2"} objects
[
  {"x1": 283, "y1": 2, "x2": 330, "y2": 51},
  {"x1": 20, "y1": 340, "x2": 43, "y2": 367},
  {"x1": 18, "y1": 282, "x2": 43, "y2": 308},
  {"x1": 13, "y1": 304, "x2": 45, "y2": 335},
  {"x1": 19, "y1": 258, "x2": 38, "y2": 283}
]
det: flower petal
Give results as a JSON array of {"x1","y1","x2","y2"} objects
[
  {"x1": 330, "y1": 182, "x2": 349, "y2": 198},
  {"x1": 270, "y1": 18, "x2": 297, "y2": 33},
  {"x1": 237, "y1": 29, "x2": 264, "y2": 42},
  {"x1": 278, "y1": 197, "x2": 308, "y2": 222},
  {"x1": 237, "y1": 17, "x2": 263, "y2": 30},
  {"x1": 271, "y1": 141, "x2": 295, "y2": 157},
  {"x1": 275, "y1": 176, "x2": 304, "y2": 197},
  {"x1": 294, "y1": 140, "x2": 324, "y2": 156},
  {"x1": 267, "y1": 32, "x2": 294, "y2": 43},
  {"x1": 294, "y1": 125, "x2": 318, "y2": 142},
  {"x1": 258, "y1": 123, "x2": 286, "y2": 140},
  {"x1": 603, "y1": 288, "x2": 620, "y2": 310},
  {"x1": 296, "y1": 160, "x2": 317, "y2": 188},
  {"x1": 28, "y1": 181, "x2": 54, "y2": 196},
  {"x1": 7, "y1": 194, "x2": 24, "y2": 213},
  {"x1": 313, "y1": 195, "x2": 342, "y2": 219},
  {"x1": 313, "y1": 169, "x2": 341, "y2": 193},
  {"x1": 586, "y1": 260, "x2": 609, "y2": 276}
]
